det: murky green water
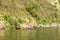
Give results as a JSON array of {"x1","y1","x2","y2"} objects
[{"x1": 0, "y1": 27, "x2": 60, "y2": 40}]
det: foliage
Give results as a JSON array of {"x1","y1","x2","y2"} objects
[
  {"x1": 42, "y1": 19, "x2": 47, "y2": 24},
  {"x1": 18, "y1": 18, "x2": 23, "y2": 23},
  {"x1": 58, "y1": 0, "x2": 60, "y2": 4},
  {"x1": 25, "y1": 2, "x2": 39, "y2": 17},
  {"x1": 25, "y1": 2, "x2": 39, "y2": 11},
  {"x1": 0, "y1": 0, "x2": 59, "y2": 25},
  {"x1": 34, "y1": 16, "x2": 41, "y2": 24},
  {"x1": 3, "y1": 14, "x2": 18, "y2": 26},
  {"x1": 25, "y1": 2, "x2": 40, "y2": 23},
  {"x1": 18, "y1": 18, "x2": 26, "y2": 23}
]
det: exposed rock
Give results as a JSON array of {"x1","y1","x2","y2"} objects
[{"x1": 0, "y1": 21, "x2": 5, "y2": 29}]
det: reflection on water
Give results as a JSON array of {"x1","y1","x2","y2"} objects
[
  {"x1": 0, "y1": 30, "x2": 5, "y2": 40},
  {"x1": 0, "y1": 37, "x2": 5, "y2": 40}
]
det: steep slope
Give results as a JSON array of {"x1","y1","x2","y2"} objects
[{"x1": 0, "y1": 0, "x2": 58, "y2": 27}]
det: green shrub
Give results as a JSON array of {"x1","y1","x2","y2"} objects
[
  {"x1": 41, "y1": 19, "x2": 47, "y2": 24},
  {"x1": 18, "y1": 18, "x2": 23, "y2": 23},
  {"x1": 25, "y1": 2, "x2": 39, "y2": 11},
  {"x1": 3, "y1": 15, "x2": 18, "y2": 26},
  {"x1": 34, "y1": 17, "x2": 41, "y2": 24},
  {"x1": 25, "y1": 2, "x2": 39, "y2": 17},
  {"x1": 58, "y1": 0, "x2": 60, "y2": 4}
]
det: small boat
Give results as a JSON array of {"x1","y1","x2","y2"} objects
[{"x1": 15, "y1": 26, "x2": 21, "y2": 30}]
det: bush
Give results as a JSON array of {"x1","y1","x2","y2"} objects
[
  {"x1": 42, "y1": 19, "x2": 47, "y2": 24},
  {"x1": 3, "y1": 15, "x2": 18, "y2": 26},
  {"x1": 58, "y1": 0, "x2": 60, "y2": 4},
  {"x1": 25, "y1": 2, "x2": 39, "y2": 17},
  {"x1": 18, "y1": 18, "x2": 23, "y2": 23},
  {"x1": 35, "y1": 17, "x2": 41, "y2": 24},
  {"x1": 25, "y1": 2, "x2": 39, "y2": 11}
]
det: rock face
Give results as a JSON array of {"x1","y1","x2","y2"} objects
[
  {"x1": 0, "y1": 21, "x2": 5, "y2": 29},
  {"x1": 40, "y1": 23, "x2": 60, "y2": 27}
]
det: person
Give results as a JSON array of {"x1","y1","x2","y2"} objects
[
  {"x1": 28, "y1": 25, "x2": 33, "y2": 31},
  {"x1": 33, "y1": 23, "x2": 37, "y2": 29}
]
